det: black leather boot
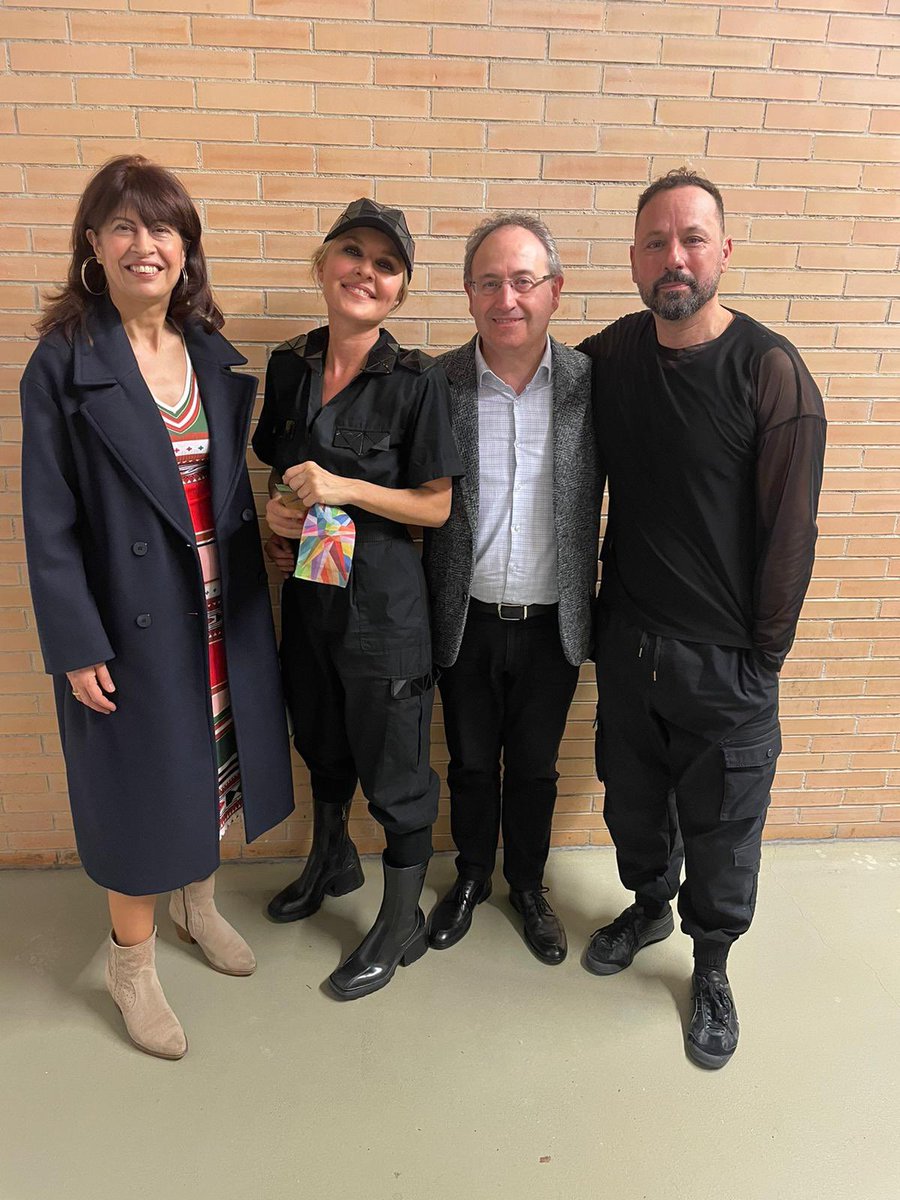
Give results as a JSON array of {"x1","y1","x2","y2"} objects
[
  {"x1": 328, "y1": 854, "x2": 428, "y2": 1000},
  {"x1": 267, "y1": 799, "x2": 364, "y2": 922}
]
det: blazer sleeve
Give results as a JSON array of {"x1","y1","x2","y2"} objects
[{"x1": 20, "y1": 357, "x2": 115, "y2": 675}]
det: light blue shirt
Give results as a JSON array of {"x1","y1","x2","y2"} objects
[{"x1": 470, "y1": 337, "x2": 558, "y2": 606}]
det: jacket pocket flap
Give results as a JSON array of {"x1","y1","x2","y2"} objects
[{"x1": 333, "y1": 426, "x2": 390, "y2": 454}]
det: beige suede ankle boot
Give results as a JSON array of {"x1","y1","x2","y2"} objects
[
  {"x1": 105, "y1": 929, "x2": 187, "y2": 1060},
  {"x1": 168, "y1": 873, "x2": 256, "y2": 976}
]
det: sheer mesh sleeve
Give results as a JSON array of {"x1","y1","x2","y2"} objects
[{"x1": 752, "y1": 344, "x2": 827, "y2": 669}]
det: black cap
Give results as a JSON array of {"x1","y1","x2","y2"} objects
[{"x1": 323, "y1": 198, "x2": 415, "y2": 278}]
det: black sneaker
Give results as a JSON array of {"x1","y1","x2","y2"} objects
[
  {"x1": 686, "y1": 968, "x2": 740, "y2": 1069},
  {"x1": 583, "y1": 902, "x2": 674, "y2": 976}
]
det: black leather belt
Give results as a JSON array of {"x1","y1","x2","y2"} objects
[{"x1": 468, "y1": 598, "x2": 557, "y2": 621}]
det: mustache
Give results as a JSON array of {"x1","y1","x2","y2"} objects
[{"x1": 654, "y1": 270, "x2": 696, "y2": 291}]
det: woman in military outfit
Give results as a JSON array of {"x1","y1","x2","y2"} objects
[{"x1": 253, "y1": 199, "x2": 462, "y2": 1000}]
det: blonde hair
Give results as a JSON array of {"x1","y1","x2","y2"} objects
[{"x1": 310, "y1": 239, "x2": 409, "y2": 311}]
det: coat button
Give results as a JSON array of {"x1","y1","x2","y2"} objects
[
  {"x1": 135, "y1": 613, "x2": 152, "y2": 628},
  {"x1": 131, "y1": 541, "x2": 148, "y2": 556},
  {"x1": 241, "y1": 508, "x2": 256, "y2": 522}
]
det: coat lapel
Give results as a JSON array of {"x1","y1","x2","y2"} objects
[
  {"x1": 75, "y1": 302, "x2": 195, "y2": 541},
  {"x1": 441, "y1": 337, "x2": 480, "y2": 536},
  {"x1": 73, "y1": 300, "x2": 255, "y2": 539}
]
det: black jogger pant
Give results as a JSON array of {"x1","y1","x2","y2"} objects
[{"x1": 594, "y1": 605, "x2": 782, "y2": 961}]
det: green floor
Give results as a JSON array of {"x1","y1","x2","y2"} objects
[{"x1": 1, "y1": 842, "x2": 898, "y2": 1200}]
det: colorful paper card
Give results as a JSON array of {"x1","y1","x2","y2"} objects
[{"x1": 293, "y1": 504, "x2": 355, "y2": 588}]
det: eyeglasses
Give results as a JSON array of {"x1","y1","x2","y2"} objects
[{"x1": 465, "y1": 274, "x2": 556, "y2": 297}]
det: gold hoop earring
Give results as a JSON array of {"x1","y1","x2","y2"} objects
[{"x1": 80, "y1": 256, "x2": 108, "y2": 296}]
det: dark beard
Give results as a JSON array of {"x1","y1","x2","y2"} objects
[{"x1": 640, "y1": 269, "x2": 720, "y2": 322}]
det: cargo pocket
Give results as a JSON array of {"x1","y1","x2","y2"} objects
[
  {"x1": 720, "y1": 726, "x2": 781, "y2": 821},
  {"x1": 732, "y1": 833, "x2": 762, "y2": 870}
]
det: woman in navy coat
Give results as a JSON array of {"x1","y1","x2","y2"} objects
[{"x1": 20, "y1": 156, "x2": 293, "y2": 1059}]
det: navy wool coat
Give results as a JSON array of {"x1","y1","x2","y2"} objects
[{"x1": 20, "y1": 300, "x2": 294, "y2": 895}]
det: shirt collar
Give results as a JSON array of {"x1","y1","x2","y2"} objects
[
  {"x1": 475, "y1": 335, "x2": 553, "y2": 392},
  {"x1": 302, "y1": 325, "x2": 400, "y2": 376}
]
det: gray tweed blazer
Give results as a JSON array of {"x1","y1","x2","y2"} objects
[{"x1": 423, "y1": 335, "x2": 603, "y2": 668}]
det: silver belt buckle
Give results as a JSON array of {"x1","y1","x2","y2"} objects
[{"x1": 498, "y1": 603, "x2": 526, "y2": 621}]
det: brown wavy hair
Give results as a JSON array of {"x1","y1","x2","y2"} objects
[{"x1": 36, "y1": 155, "x2": 224, "y2": 339}]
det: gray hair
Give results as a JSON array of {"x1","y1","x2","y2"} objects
[{"x1": 463, "y1": 211, "x2": 562, "y2": 282}]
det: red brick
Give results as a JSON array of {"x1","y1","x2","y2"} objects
[
  {"x1": 257, "y1": 52, "x2": 371, "y2": 85},
  {"x1": 192, "y1": 15, "x2": 309, "y2": 49},
  {"x1": 70, "y1": 13, "x2": 190, "y2": 43},
  {"x1": 134, "y1": 47, "x2": 252, "y2": 80},
  {"x1": 829, "y1": 14, "x2": 900, "y2": 47},
  {"x1": 9, "y1": 42, "x2": 131, "y2": 74}
]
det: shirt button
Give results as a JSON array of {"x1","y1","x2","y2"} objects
[
  {"x1": 131, "y1": 541, "x2": 148, "y2": 556},
  {"x1": 513, "y1": 525, "x2": 520, "y2": 533},
  {"x1": 241, "y1": 508, "x2": 256, "y2": 522},
  {"x1": 135, "y1": 613, "x2": 152, "y2": 628}
]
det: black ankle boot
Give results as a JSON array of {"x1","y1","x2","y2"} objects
[
  {"x1": 328, "y1": 854, "x2": 428, "y2": 1000},
  {"x1": 267, "y1": 800, "x2": 364, "y2": 922}
]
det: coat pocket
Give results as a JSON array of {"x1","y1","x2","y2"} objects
[{"x1": 720, "y1": 725, "x2": 781, "y2": 821}]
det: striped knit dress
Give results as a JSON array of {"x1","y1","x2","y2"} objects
[{"x1": 153, "y1": 347, "x2": 243, "y2": 837}]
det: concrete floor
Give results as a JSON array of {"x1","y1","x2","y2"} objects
[{"x1": 1, "y1": 842, "x2": 898, "y2": 1200}]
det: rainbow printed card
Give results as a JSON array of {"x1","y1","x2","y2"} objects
[{"x1": 294, "y1": 504, "x2": 356, "y2": 588}]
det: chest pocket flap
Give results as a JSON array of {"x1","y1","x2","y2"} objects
[{"x1": 333, "y1": 426, "x2": 391, "y2": 455}]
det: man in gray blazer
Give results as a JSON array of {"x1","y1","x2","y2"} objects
[{"x1": 423, "y1": 213, "x2": 602, "y2": 964}]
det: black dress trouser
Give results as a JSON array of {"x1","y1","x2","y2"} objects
[
  {"x1": 280, "y1": 581, "x2": 438, "y2": 866},
  {"x1": 438, "y1": 607, "x2": 580, "y2": 893},
  {"x1": 594, "y1": 606, "x2": 782, "y2": 962}
]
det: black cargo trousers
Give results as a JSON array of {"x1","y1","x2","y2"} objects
[{"x1": 594, "y1": 606, "x2": 782, "y2": 965}]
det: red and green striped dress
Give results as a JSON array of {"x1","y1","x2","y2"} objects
[{"x1": 154, "y1": 349, "x2": 243, "y2": 837}]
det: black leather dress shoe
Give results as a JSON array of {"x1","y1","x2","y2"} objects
[
  {"x1": 583, "y1": 902, "x2": 674, "y2": 975},
  {"x1": 509, "y1": 889, "x2": 567, "y2": 965},
  {"x1": 427, "y1": 877, "x2": 492, "y2": 949},
  {"x1": 686, "y1": 968, "x2": 740, "y2": 1069}
]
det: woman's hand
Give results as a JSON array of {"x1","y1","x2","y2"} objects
[
  {"x1": 66, "y1": 663, "x2": 117, "y2": 714},
  {"x1": 265, "y1": 533, "x2": 297, "y2": 579},
  {"x1": 265, "y1": 493, "x2": 307, "y2": 539},
  {"x1": 283, "y1": 462, "x2": 356, "y2": 509}
]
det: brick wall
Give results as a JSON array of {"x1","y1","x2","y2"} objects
[{"x1": 1, "y1": 0, "x2": 899, "y2": 869}]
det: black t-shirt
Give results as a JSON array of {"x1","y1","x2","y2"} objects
[
  {"x1": 577, "y1": 309, "x2": 826, "y2": 670},
  {"x1": 252, "y1": 325, "x2": 463, "y2": 676}
]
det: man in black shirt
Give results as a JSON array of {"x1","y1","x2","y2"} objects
[{"x1": 577, "y1": 168, "x2": 826, "y2": 1069}]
